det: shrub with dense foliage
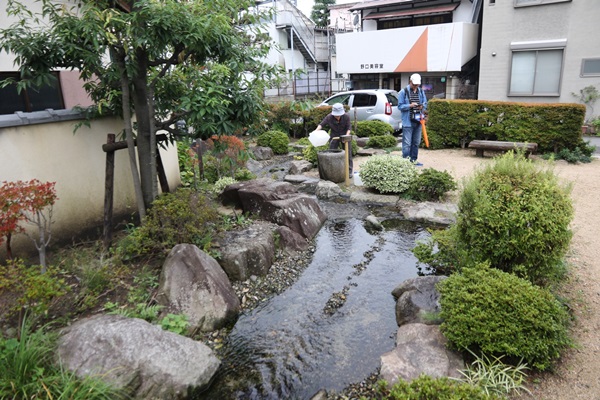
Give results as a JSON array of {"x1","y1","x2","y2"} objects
[
  {"x1": 256, "y1": 130, "x2": 290, "y2": 155},
  {"x1": 116, "y1": 188, "x2": 220, "y2": 258},
  {"x1": 414, "y1": 151, "x2": 573, "y2": 285},
  {"x1": 372, "y1": 374, "x2": 500, "y2": 400},
  {"x1": 213, "y1": 177, "x2": 237, "y2": 195},
  {"x1": 367, "y1": 135, "x2": 398, "y2": 149},
  {"x1": 355, "y1": 120, "x2": 395, "y2": 138},
  {"x1": 359, "y1": 155, "x2": 418, "y2": 194},
  {"x1": 403, "y1": 168, "x2": 457, "y2": 202},
  {"x1": 438, "y1": 264, "x2": 572, "y2": 371}
]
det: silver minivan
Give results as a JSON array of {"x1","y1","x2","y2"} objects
[{"x1": 318, "y1": 89, "x2": 402, "y2": 133}]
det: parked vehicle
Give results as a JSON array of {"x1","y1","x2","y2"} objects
[{"x1": 318, "y1": 89, "x2": 402, "y2": 133}]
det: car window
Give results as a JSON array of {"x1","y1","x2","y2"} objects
[
  {"x1": 385, "y1": 93, "x2": 398, "y2": 106},
  {"x1": 325, "y1": 94, "x2": 351, "y2": 105},
  {"x1": 352, "y1": 93, "x2": 377, "y2": 107}
]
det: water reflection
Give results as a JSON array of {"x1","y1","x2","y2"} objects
[{"x1": 197, "y1": 218, "x2": 428, "y2": 400}]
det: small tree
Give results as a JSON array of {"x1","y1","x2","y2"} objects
[{"x1": 0, "y1": 180, "x2": 57, "y2": 271}]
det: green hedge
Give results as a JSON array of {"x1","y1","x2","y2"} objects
[{"x1": 426, "y1": 99, "x2": 586, "y2": 152}]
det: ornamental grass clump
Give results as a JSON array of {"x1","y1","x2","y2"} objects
[
  {"x1": 438, "y1": 264, "x2": 572, "y2": 371},
  {"x1": 359, "y1": 154, "x2": 418, "y2": 194}
]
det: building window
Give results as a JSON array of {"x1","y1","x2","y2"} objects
[
  {"x1": 509, "y1": 48, "x2": 563, "y2": 96},
  {"x1": 0, "y1": 72, "x2": 64, "y2": 115},
  {"x1": 514, "y1": 0, "x2": 571, "y2": 7},
  {"x1": 581, "y1": 58, "x2": 600, "y2": 77}
]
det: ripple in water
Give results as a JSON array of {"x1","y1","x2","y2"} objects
[{"x1": 196, "y1": 218, "x2": 428, "y2": 400}]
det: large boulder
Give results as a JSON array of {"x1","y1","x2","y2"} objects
[
  {"x1": 380, "y1": 323, "x2": 463, "y2": 387},
  {"x1": 220, "y1": 178, "x2": 326, "y2": 240},
  {"x1": 57, "y1": 314, "x2": 220, "y2": 400},
  {"x1": 220, "y1": 178, "x2": 297, "y2": 211},
  {"x1": 392, "y1": 276, "x2": 447, "y2": 326},
  {"x1": 259, "y1": 195, "x2": 326, "y2": 239},
  {"x1": 219, "y1": 221, "x2": 277, "y2": 281},
  {"x1": 157, "y1": 244, "x2": 240, "y2": 332}
]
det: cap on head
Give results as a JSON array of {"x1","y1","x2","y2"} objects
[
  {"x1": 331, "y1": 103, "x2": 345, "y2": 116},
  {"x1": 410, "y1": 73, "x2": 422, "y2": 85}
]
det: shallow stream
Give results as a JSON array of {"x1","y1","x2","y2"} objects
[{"x1": 197, "y1": 202, "x2": 430, "y2": 399}]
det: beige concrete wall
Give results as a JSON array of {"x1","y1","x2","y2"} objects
[
  {"x1": 479, "y1": 0, "x2": 600, "y2": 120},
  {"x1": 0, "y1": 116, "x2": 181, "y2": 259}
]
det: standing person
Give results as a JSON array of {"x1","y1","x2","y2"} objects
[
  {"x1": 398, "y1": 73, "x2": 428, "y2": 166},
  {"x1": 316, "y1": 103, "x2": 353, "y2": 174}
]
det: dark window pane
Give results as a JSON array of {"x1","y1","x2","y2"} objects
[
  {"x1": 29, "y1": 79, "x2": 64, "y2": 111},
  {"x1": 0, "y1": 80, "x2": 26, "y2": 114}
]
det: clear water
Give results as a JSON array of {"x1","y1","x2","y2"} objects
[{"x1": 196, "y1": 214, "x2": 429, "y2": 400}]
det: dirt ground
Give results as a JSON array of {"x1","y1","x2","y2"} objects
[{"x1": 355, "y1": 148, "x2": 600, "y2": 399}]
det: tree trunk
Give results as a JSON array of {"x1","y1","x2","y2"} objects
[
  {"x1": 132, "y1": 48, "x2": 157, "y2": 210},
  {"x1": 111, "y1": 48, "x2": 146, "y2": 221}
]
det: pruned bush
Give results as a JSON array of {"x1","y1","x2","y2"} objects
[
  {"x1": 367, "y1": 134, "x2": 398, "y2": 149},
  {"x1": 116, "y1": 188, "x2": 220, "y2": 258},
  {"x1": 414, "y1": 151, "x2": 573, "y2": 285},
  {"x1": 438, "y1": 264, "x2": 572, "y2": 371},
  {"x1": 256, "y1": 130, "x2": 289, "y2": 154},
  {"x1": 359, "y1": 154, "x2": 418, "y2": 194},
  {"x1": 355, "y1": 120, "x2": 395, "y2": 137},
  {"x1": 457, "y1": 151, "x2": 573, "y2": 284},
  {"x1": 373, "y1": 374, "x2": 499, "y2": 399},
  {"x1": 403, "y1": 168, "x2": 457, "y2": 202}
]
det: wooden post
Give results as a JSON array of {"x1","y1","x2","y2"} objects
[{"x1": 103, "y1": 134, "x2": 115, "y2": 250}]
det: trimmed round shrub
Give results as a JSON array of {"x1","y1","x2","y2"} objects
[
  {"x1": 256, "y1": 130, "x2": 289, "y2": 154},
  {"x1": 456, "y1": 151, "x2": 573, "y2": 284},
  {"x1": 359, "y1": 154, "x2": 418, "y2": 194},
  {"x1": 355, "y1": 120, "x2": 395, "y2": 137},
  {"x1": 375, "y1": 374, "x2": 498, "y2": 400},
  {"x1": 404, "y1": 168, "x2": 457, "y2": 202},
  {"x1": 438, "y1": 264, "x2": 572, "y2": 371},
  {"x1": 367, "y1": 134, "x2": 398, "y2": 149}
]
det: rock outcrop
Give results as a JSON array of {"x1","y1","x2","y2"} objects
[
  {"x1": 157, "y1": 244, "x2": 240, "y2": 332},
  {"x1": 57, "y1": 314, "x2": 220, "y2": 400}
]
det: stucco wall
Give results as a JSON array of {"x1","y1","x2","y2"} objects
[
  {"x1": 478, "y1": 0, "x2": 600, "y2": 119},
  {"x1": 0, "y1": 116, "x2": 181, "y2": 259}
]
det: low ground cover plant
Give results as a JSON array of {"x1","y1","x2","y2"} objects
[{"x1": 371, "y1": 374, "x2": 500, "y2": 400}]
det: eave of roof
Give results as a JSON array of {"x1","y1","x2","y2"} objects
[{"x1": 363, "y1": 3, "x2": 459, "y2": 20}]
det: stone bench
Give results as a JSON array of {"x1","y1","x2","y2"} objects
[{"x1": 468, "y1": 140, "x2": 538, "y2": 158}]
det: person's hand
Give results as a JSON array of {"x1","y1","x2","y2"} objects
[{"x1": 411, "y1": 102, "x2": 418, "y2": 108}]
